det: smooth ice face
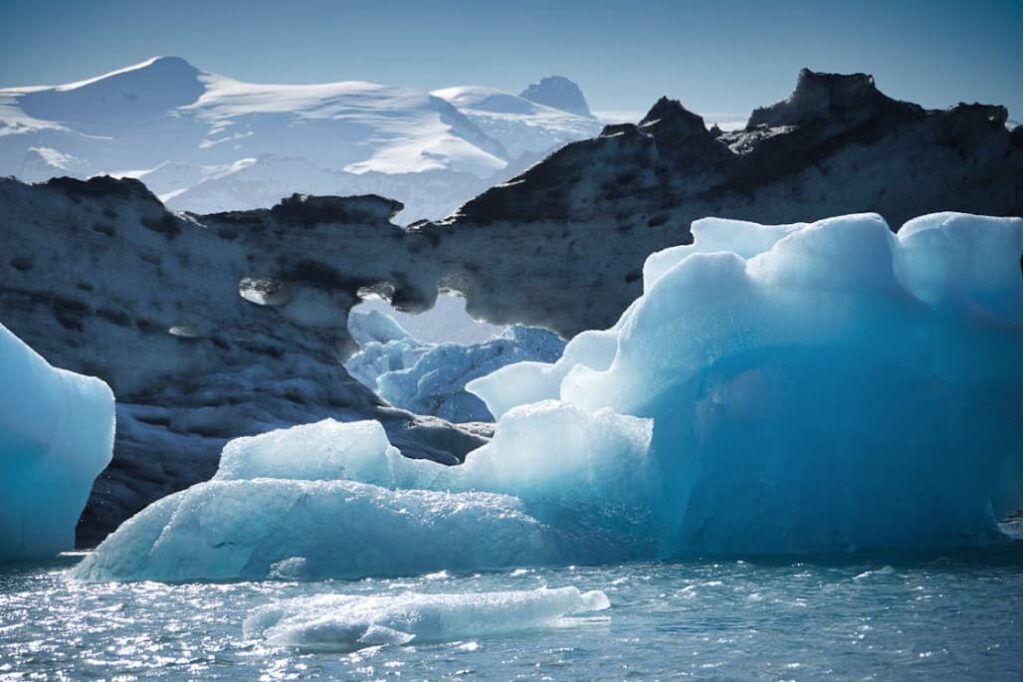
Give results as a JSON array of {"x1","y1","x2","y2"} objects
[
  {"x1": 0, "y1": 323, "x2": 115, "y2": 561},
  {"x1": 215, "y1": 420, "x2": 420, "y2": 487},
  {"x1": 71, "y1": 478, "x2": 557, "y2": 582},
  {"x1": 559, "y1": 212, "x2": 1022, "y2": 553},
  {"x1": 894, "y1": 212, "x2": 1023, "y2": 321},
  {"x1": 244, "y1": 586, "x2": 609, "y2": 652},
  {"x1": 642, "y1": 217, "x2": 808, "y2": 290}
]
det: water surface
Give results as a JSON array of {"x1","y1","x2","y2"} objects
[{"x1": 2, "y1": 554, "x2": 1020, "y2": 680}]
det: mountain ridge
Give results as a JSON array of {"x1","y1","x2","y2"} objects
[{"x1": 0, "y1": 57, "x2": 604, "y2": 222}]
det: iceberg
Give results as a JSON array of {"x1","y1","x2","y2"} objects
[
  {"x1": 244, "y1": 586, "x2": 610, "y2": 652},
  {"x1": 346, "y1": 311, "x2": 565, "y2": 422},
  {"x1": 74, "y1": 212, "x2": 1021, "y2": 581},
  {"x1": 72, "y1": 421, "x2": 562, "y2": 582},
  {"x1": 476, "y1": 212, "x2": 1023, "y2": 554},
  {"x1": 73, "y1": 411, "x2": 652, "y2": 581},
  {"x1": 1, "y1": 323, "x2": 115, "y2": 561}
]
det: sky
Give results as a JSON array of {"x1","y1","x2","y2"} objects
[{"x1": 1, "y1": 0, "x2": 1021, "y2": 121}]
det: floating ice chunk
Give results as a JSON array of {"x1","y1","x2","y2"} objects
[
  {"x1": 74, "y1": 402, "x2": 652, "y2": 581},
  {"x1": 0, "y1": 323, "x2": 115, "y2": 561},
  {"x1": 72, "y1": 211, "x2": 1022, "y2": 579},
  {"x1": 244, "y1": 586, "x2": 610, "y2": 652},
  {"x1": 557, "y1": 212, "x2": 1022, "y2": 552},
  {"x1": 215, "y1": 419, "x2": 434, "y2": 488},
  {"x1": 71, "y1": 479, "x2": 556, "y2": 582}
]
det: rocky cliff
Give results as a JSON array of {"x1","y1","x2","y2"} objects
[
  {"x1": 0, "y1": 178, "x2": 488, "y2": 546},
  {"x1": 427, "y1": 69, "x2": 1021, "y2": 335}
]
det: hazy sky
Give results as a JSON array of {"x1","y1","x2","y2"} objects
[{"x1": 2, "y1": 0, "x2": 1021, "y2": 120}]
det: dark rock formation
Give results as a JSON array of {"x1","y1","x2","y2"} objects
[
  {"x1": 0, "y1": 177, "x2": 487, "y2": 547},
  {"x1": 430, "y1": 69, "x2": 1021, "y2": 335}
]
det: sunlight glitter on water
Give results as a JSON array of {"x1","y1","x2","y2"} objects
[{"x1": 1, "y1": 555, "x2": 1020, "y2": 680}]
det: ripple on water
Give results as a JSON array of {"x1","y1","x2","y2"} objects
[{"x1": 0, "y1": 557, "x2": 1020, "y2": 680}]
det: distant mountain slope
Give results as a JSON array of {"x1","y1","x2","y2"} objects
[
  {"x1": 0, "y1": 58, "x2": 601, "y2": 221},
  {"x1": 520, "y1": 75, "x2": 594, "y2": 118},
  {"x1": 432, "y1": 83, "x2": 602, "y2": 158}
]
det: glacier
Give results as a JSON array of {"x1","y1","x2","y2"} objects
[
  {"x1": 73, "y1": 212, "x2": 1021, "y2": 581},
  {"x1": 243, "y1": 587, "x2": 610, "y2": 652},
  {"x1": 0, "y1": 323, "x2": 115, "y2": 561}
]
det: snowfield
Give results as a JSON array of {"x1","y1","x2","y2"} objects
[{"x1": 0, "y1": 57, "x2": 603, "y2": 222}]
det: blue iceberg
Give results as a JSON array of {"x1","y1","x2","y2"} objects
[
  {"x1": 74, "y1": 212, "x2": 1022, "y2": 581},
  {"x1": 1, "y1": 323, "x2": 115, "y2": 561}
]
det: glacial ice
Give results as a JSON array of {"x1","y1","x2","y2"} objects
[
  {"x1": 346, "y1": 312, "x2": 565, "y2": 422},
  {"x1": 71, "y1": 475, "x2": 557, "y2": 582},
  {"x1": 74, "y1": 212, "x2": 1021, "y2": 581},
  {"x1": 1, "y1": 323, "x2": 115, "y2": 561},
  {"x1": 73, "y1": 408, "x2": 652, "y2": 581},
  {"x1": 244, "y1": 586, "x2": 610, "y2": 652},
  {"x1": 479, "y1": 211, "x2": 1023, "y2": 553}
]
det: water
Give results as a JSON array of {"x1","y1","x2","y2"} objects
[{"x1": 1, "y1": 555, "x2": 1020, "y2": 680}]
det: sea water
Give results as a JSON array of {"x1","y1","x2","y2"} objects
[{"x1": 2, "y1": 552, "x2": 1020, "y2": 680}]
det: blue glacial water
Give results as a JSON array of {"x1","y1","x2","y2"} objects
[{"x1": 2, "y1": 550, "x2": 1020, "y2": 680}]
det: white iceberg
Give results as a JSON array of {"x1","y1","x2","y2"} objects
[
  {"x1": 73, "y1": 410, "x2": 651, "y2": 581},
  {"x1": 244, "y1": 586, "x2": 610, "y2": 652},
  {"x1": 1, "y1": 323, "x2": 115, "y2": 561}
]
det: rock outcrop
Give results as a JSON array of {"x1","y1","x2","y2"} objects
[
  {"x1": 0, "y1": 178, "x2": 488, "y2": 546},
  {"x1": 429, "y1": 69, "x2": 1021, "y2": 335}
]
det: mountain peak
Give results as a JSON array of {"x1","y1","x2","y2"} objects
[
  {"x1": 746, "y1": 68, "x2": 902, "y2": 129},
  {"x1": 638, "y1": 97, "x2": 711, "y2": 143},
  {"x1": 19, "y1": 56, "x2": 205, "y2": 129},
  {"x1": 520, "y1": 76, "x2": 593, "y2": 118},
  {"x1": 55, "y1": 56, "x2": 202, "y2": 91}
]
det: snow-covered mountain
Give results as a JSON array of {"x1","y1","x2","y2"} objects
[
  {"x1": 431, "y1": 83, "x2": 602, "y2": 159},
  {"x1": 0, "y1": 57, "x2": 603, "y2": 221},
  {"x1": 520, "y1": 76, "x2": 594, "y2": 118}
]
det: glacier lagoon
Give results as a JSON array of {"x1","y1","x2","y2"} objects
[{"x1": 2, "y1": 554, "x2": 1020, "y2": 679}]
